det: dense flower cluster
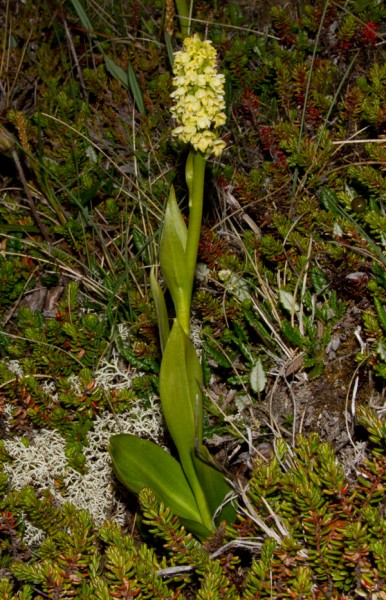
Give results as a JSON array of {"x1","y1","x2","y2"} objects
[{"x1": 171, "y1": 34, "x2": 226, "y2": 157}]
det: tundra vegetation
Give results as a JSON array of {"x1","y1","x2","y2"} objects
[{"x1": 0, "y1": 0, "x2": 385, "y2": 597}]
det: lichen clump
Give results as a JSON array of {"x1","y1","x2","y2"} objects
[{"x1": 170, "y1": 34, "x2": 226, "y2": 156}]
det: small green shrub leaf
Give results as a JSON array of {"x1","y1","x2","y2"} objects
[
  {"x1": 374, "y1": 297, "x2": 386, "y2": 332},
  {"x1": 279, "y1": 290, "x2": 300, "y2": 314},
  {"x1": 281, "y1": 321, "x2": 304, "y2": 347},
  {"x1": 250, "y1": 358, "x2": 267, "y2": 393},
  {"x1": 320, "y1": 186, "x2": 339, "y2": 214}
]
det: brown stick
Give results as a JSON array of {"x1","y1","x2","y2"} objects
[{"x1": 11, "y1": 149, "x2": 52, "y2": 245}]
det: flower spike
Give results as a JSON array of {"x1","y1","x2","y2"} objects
[{"x1": 170, "y1": 34, "x2": 226, "y2": 157}]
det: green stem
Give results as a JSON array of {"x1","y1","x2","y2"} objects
[
  {"x1": 174, "y1": 0, "x2": 190, "y2": 36},
  {"x1": 183, "y1": 151, "x2": 206, "y2": 334},
  {"x1": 179, "y1": 451, "x2": 214, "y2": 532}
]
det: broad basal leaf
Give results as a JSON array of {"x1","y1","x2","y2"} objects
[
  {"x1": 109, "y1": 434, "x2": 202, "y2": 524},
  {"x1": 159, "y1": 320, "x2": 213, "y2": 530}
]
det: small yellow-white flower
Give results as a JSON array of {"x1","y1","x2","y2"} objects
[{"x1": 171, "y1": 35, "x2": 226, "y2": 157}]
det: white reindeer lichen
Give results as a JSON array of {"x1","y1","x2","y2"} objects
[{"x1": 4, "y1": 396, "x2": 163, "y2": 544}]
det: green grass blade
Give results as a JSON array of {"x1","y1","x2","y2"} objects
[
  {"x1": 69, "y1": 0, "x2": 96, "y2": 37},
  {"x1": 175, "y1": 0, "x2": 190, "y2": 35},
  {"x1": 164, "y1": 31, "x2": 174, "y2": 68},
  {"x1": 104, "y1": 55, "x2": 129, "y2": 88},
  {"x1": 128, "y1": 63, "x2": 146, "y2": 115},
  {"x1": 150, "y1": 267, "x2": 170, "y2": 353},
  {"x1": 70, "y1": 0, "x2": 146, "y2": 114}
]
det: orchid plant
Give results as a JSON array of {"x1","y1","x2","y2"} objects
[{"x1": 109, "y1": 35, "x2": 235, "y2": 540}]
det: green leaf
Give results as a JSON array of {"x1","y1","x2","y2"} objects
[
  {"x1": 162, "y1": 186, "x2": 187, "y2": 254},
  {"x1": 164, "y1": 31, "x2": 174, "y2": 68},
  {"x1": 104, "y1": 55, "x2": 129, "y2": 88},
  {"x1": 72, "y1": 0, "x2": 146, "y2": 115},
  {"x1": 177, "y1": 516, "x2": 213, "y2": 540},
  {"x1": 132, "y1": 226, "x2": 151, "y2": 265},
  {"x1": 201, "y1": 349, "x2": 211, "y2": 387},
  {"x1": 281, "y1": 321, "x2": 304, "y2": 347},
  {"x1": 127, "y1": 62, "x2": 146, "y2": 115},
  {"x1": 150, "y1": 268, "x2": 170, "y2": 353},
  {"x1": 159, "y1": 319, "x2": 215, "y2": 531},
  {"x1": 109, "y1": 434, "x2": 202, "y2": 524},
  {"x1": 160, "y1": 319, "x2": 203, "y2": 458},
  {"x1": 320, "y1": 187, "x2": 386, "y2": 268},
  {"x1": 250, "y1": 358, "x2": 267, "y2": 393},
  {"x1": 175, "y1": 0, "x2": 190, "y2": 35},
  {"x1": 159, "y1": 187, "x2": 190, "y2": 329},
  {"x1": 70, "y1": 0, "x2": 96, "y2": 37},
  {"x1": 279, "y1": 289, "x2": 300, "y2": 314},
  {"x1": 203, "y1": 340, "x2": 232, "y2": 368},
  {"x1": 320, "y1": 186, "x2": 339, "y2": 215},
  {"x1": 374, "y1": 297, "x2": 386, "y2": 333},
  {"x1": 192, "y1": 447, "x2": 236, "y2": 526},
  {"x1": 310, "y1": 266, "x2": 329, "y2": 294},
  {"x1": 308, "y1": 360, "x2": 324, "y2": 379}
]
